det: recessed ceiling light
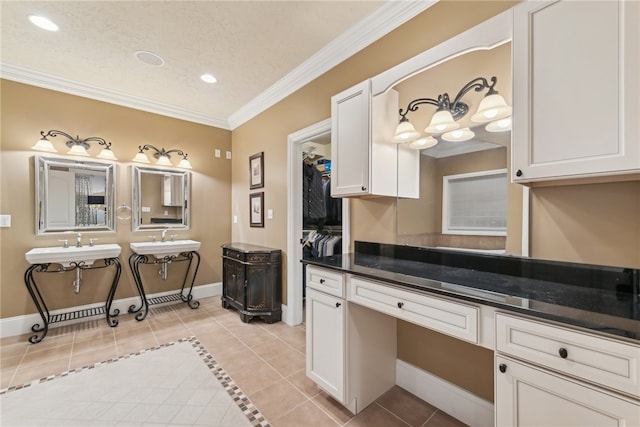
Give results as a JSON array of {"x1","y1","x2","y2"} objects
[
  {"x1": 134, "y1": 50, "x2": 165, "y2": 66},
  {"x1": 28, "y1": 15, "x2": 59, "y2": 32},
  {"x1": 200, "y1": 74, "x2": 217, "y2": 84}
]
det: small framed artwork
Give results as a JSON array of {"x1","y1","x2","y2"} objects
[
  {"x1": 249, "y1": 152, "x2": 264, "y2": 189},
  {"x1": 249, "y1": 192, "x2": 264, "y2": 227}
]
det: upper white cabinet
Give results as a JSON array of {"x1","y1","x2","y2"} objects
[
  {"x1": 512, "y1": 0, "x2": 640, "y2": 183},
  {"x1": 330, "y1": 81, "x2": 419, "y2": 198}
]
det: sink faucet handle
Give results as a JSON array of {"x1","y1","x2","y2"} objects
[
  {"x1": 89, "y1": 238, "x2": 98, "y2": 247},
  {"x1": 76, "y1": 233, "x2": 82, "y2": 248},
  {"x1": 58, "y1": 239, "x2": 69, "y2": 248},
  {"x1": 149, "y1": 235, "x2": 157, "y2": 243}
]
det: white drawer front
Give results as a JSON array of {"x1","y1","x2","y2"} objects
[
  {"x1": 496, "y1": 313, "x2": 640, "y2": 398},
  {"x1": 306, "y1": 265, "x2": 344, "y2": 298},
  {"x1": 348, "y1": 276, "x2": 478, "y2": 344}
]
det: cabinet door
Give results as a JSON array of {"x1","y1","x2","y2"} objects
[
  {"x1": 512, "y1": 0, "x2": 640, "y2": 182},
  {"x1": 223, "y1": 258, "x2": 245, "y2": 307},
  {"x1": 245, "y1": 263, "x2": 270, "y2": 311},
  {"x1": 331, "y1": 80, "x2": 371, "y2": 197},
  {"x1": 496, "y1": 356, "x2": 640, "y2": 427},
  {"x1": 306, "y1": 288, "x2": 345, "y2": 403}
]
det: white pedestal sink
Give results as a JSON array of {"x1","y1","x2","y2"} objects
[
  {"x1": 130, "y1": 240, "x2": 201, "y2": 258},
  {"x1": 25, "y1": 244, "x2": 122, "y2": 267}
]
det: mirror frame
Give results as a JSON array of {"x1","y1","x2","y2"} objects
[
  {"x1": 35, "y1": 155, "x2": 116, "y2": 235},
  {"x1": 131, "y1": 165, "x2": 191, "y2": 232}
]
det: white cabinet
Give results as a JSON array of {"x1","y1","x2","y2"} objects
[
  {"x1": 305, "y1": 266, "x2": 397, "y2": 414},
  {"x1": 495, "y1": 313, "x2": 640, "y2": 426},
  {"x1": 330, "y1": 80, "x2": 419, "y2": 198},
  {"x1": 306, "y1": 287, "x2": 345, "y2": 402},
  {"x1": 496, "y1": 356, "x2": 640, "y2": 427},
  {"x1": 512, "y1": 0, "x2": 640, "y2": 183}
]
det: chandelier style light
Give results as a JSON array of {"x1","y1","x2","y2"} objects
[
  {"x1": 32, "y1": 130, "x2": 117, "y2": 160},
  {"x1": 392, "y1": 76, "x2": 512, "y2": 148},
  {"x1": 132, "y1": 144, "x2": 192, "y2": 169}
]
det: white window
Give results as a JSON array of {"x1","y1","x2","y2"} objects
[{"x1": 442, "y1": 169, "x2": 507, "y2": 236}]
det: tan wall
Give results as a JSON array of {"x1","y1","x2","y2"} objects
[{"x1": 0, "y1": 80, "x2": 232, "y2": 318}]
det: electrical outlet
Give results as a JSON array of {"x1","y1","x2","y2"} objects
[
  {"x1": 233, "y1": 215, "x2": 238, "y2": 224},
  {"x1": 0, "y1": 215, "x2": 11, "y2": 227},
  {"x1": 226, "y1": 151, "x2": 232, "y2": 159},
  {"x1": 267, "y1": 209, "x2": 273, "y2": 220},
  {"x1": 215, "y1": 149, "x2": 221, "y2": 158}
]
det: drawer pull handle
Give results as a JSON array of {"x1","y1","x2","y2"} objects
[
  {"x1": 558, "y1": 348, "x2": 568, "y2": 359},
  {"x1": 397, "y1": 302, "x2": 404, "y2": 309},
  {"x1": 499, "y1": 363, "x2": 507, "y2": 373},
  {"x1": 319, "y1": 278, "x2": 325, "y2": 284},
  {"x1": 336, "y1": 302, "x2": 341, "y2": 308}
]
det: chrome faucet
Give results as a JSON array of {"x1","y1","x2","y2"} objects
[
  {"x1": 76, "y1": 233, "x2": 82, "y2": 248},
  {"x1": 161, "y1": 229, "x2": 167, "y2": 242}
]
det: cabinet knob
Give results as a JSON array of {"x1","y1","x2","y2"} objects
[
  {"x1": 515, "y1": 169, "x2": 523, "y2": 177},
  {"x1": 499, "y1": 363, "x2": 507, "y2": 373},
  {"x1": 558, "y1": 347, "x2": 568, "y2": 359},
  {"x1": 336, "y1": 302, "x2": 341, "y2": 308},
  {"x1": 319, "y1": 278, "x2": 325, "y2": 284},
  {"x1": 361, "y1": 186, "x2": 367, "y2": 191},
  {"x1": 397, "y1": 302, "x2": 404, "y2": 309}
]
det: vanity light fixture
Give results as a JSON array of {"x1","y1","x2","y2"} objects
[
  {"x1": 132, "y1": 144, "x2": 192, "y2": 169},
  {"x1": 32, "y1": 130, "x2": 118, "y2": 160},
  {"x1": 393, "y1": 76, "x2": 512, "y2": 145}
]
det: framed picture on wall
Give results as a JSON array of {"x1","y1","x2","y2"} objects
[
  {"x1": 249, "y1": 152, "x2": 264, "y2": 189},
  {"x1": 249, "y1": 192, "x2": 264, "y2": 227}
]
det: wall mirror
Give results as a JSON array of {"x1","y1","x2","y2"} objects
[
  {"x1": 35, "y1": 155, "x2": 116, "y2": 234},
  {"x1": 394, "y1": 43, "x2": 520, "y2": 254},
  {"x1": 131, "y1": 165, "x2": 190, "y2": 231}
]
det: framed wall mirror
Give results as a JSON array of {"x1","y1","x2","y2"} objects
[
  {"x1": 393, "y1": 43, "x2": 521, "y2": 254},
  {"x1": 35, "y1": 155, "x2": 116, "y2": 235},
  {"x1": 131, "y1": 165, "x2": 190, "y2": 231}
]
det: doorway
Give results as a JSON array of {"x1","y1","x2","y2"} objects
[{"x1": 286, "y1": 119, "x2": 350, "y2": 326}]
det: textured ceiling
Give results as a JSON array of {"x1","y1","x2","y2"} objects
[{"x1": 0, "y1": 1, "x2": 433, "y2": 129}]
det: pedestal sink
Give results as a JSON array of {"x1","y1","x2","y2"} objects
[
  {"x1": 130, "y1": 240, "x2": 201, "y2": 258},
  {"x1": 25, "y1": 244, "x2": 122, "y2": 267}
]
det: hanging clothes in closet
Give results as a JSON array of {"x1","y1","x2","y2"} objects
[
  {"x1": 302, "y1": 230, "x2": 342, "y2": 259},
  {"x1": 303, "y1": 161, "x2": 326, "y2": 229}
]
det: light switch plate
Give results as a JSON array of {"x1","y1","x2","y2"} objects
[
  {"x1": 267, "y1": 209, "x2": 273, "y2": 219},
  {"x1": 226, "y1": 151, "x2": 232, "y2": 159},
  {"x1": 142, "y1": 206, "x2": 151, "y2": 213},
  {"x1": 0, "y1": 215, "x2": 11, "y2": 227},
  {"x1": 215, "y1": 149, "x2": 221, "y2": 158}
]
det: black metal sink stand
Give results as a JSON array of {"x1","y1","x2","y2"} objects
[
  {"x1": 23, "y1": 257, "x2": 122, "y2": 344},
  {"x1": 128, "y1": 251, "x2": 201, "y2": 321}
]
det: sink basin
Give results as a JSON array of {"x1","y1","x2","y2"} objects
[
  {"x1": 130, "y1": 240, "x2": 201, "y2": 258},
  {"x1": 25, "y1": 244, "x2": 122, "y2": 267}
]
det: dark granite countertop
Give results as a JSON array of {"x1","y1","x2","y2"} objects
[{"x1": 302, "y1": 242, "x2": 640, "y2": 343}]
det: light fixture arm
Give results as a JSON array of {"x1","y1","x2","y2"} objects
[
  {"x1": 137, "y1": 144, "x2": 189, "y2": 160},
  {"x1": 41, "y1": 129, "x2": 109, "y2": 150},
  {"x1": 398, "y1": 76, "x2": 500, "y2": 122}
]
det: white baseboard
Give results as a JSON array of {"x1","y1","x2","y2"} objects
[
  {"x1": 0, "y1": 282, "x2": 221, "y2": 340},
  {"x1": 396, "y1": 359, "x2": 494, "y2": 427}
]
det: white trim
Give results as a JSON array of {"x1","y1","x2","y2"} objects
[
  {"x1": 228, "y1": 1, "x2": 436, "y2": 129},
  {"x1": 0, "y1": 2, "x2": 434, "y2": 130},
  {"x1": 0, "y1": 62, "x2": 230, "y2": 130},
  {"x1": 396, "y1": 359, "x2": 494, "y2": 427},
  {"x1": 285, "y1": 119, "x2": 350, "y2": 326},
  {"x1": 0, "y1": 282, "x2": 221, "y2": 339},
  {"x1": 521, "y1": 186, "x2": 530, "y2": 257}
]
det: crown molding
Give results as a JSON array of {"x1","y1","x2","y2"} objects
[
  {"x1": 0, "y1": 62, "x2": 231, "y2": 130},
  {"x1": 227, "y1": 0, "x2": 437, "y2": 129},
  {"x1": 0, "y1": 1, "x2": 436, "y2": 131}
]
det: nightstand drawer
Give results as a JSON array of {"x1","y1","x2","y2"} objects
[
  {"x1": 496, "y1": 313, "x2": 640, "y2": 398},
  {"x1": 306, "y1": 266, "x2": 344, "y2": 298},
  {"x1": 348, "y1": 276, "x2": 478, "y2": 344}
]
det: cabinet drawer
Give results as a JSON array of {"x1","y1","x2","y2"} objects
[
  {"x1": 348, "y1": 276, "x2": 478, "y2": 344},
  {"x1": 306, "y1": 266, "x2": 344, "y2": 298},
  {"x1": 496, "y1": 313, "x2": 640, "y2": 398}
]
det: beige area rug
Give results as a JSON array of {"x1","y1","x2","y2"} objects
[{"x1": 0, "y1": 337, "x2": 270, "y2": 427}]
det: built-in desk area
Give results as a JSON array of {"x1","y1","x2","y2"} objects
[{"x1": 302, "y1": 241, "x2": 640, "y2": 426}]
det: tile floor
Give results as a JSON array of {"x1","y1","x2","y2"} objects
[{"x1": 0, "y1": 296, "x2": 467, "y2": 426}]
